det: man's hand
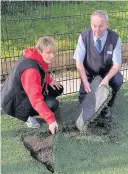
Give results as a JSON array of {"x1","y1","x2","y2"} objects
[
  {"x1": 76, "y1": 60, "x2": 91, "y2": 93},
  {"x1": 49, "y1": 121, "x2": 58, "y2": 134},
  {"x1": 84, "y1": 81, "x2": 91, "y2": 93},
  {"x1": 49, "y1": 80, "x2": 62, "y2": 90},
  {"x1": 99, "y1": 64, "x2": 121, "y2": 87},
  {"x1": 99, "y1": 78, "x2": 109, "y2": 87}
]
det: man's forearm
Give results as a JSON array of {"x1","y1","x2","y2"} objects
[
  {"x1": 76, "y1": 62, "x2": 88, "y2": 85},
  {"x1": 76, "y1": 61, "x2": 91, "y2": 92},
  {"x1": 79, "y1": 68, "x2": 88, "y2": 84},
  {"x1": 104, "y1": 64, "x2": 121, "y2": 81}
]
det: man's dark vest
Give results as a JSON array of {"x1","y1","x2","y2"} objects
[
  {"x1": 1, "y1": 57, "x2": 45, "y2": 121},
  {"x1": 81, "y1": 29, "x2": 119, "y2": 77}
]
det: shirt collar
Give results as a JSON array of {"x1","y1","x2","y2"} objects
[{"x1": 93, "y1": 30, "x2": 108, "y2": 43}]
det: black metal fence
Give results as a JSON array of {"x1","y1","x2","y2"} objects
[{"x1": 1, "y1": 1, "x2": 128, "y2": 94}]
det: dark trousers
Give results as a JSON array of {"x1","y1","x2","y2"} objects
[
  {"x1": 79, "y1": 72, "x2": 123, "y2": 107},
  {"x1": 19, "y1": 85, "x2": 63, "y2": 122}
]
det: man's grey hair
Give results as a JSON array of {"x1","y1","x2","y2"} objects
[{"x1": 91, "y1": 10, "x2": 109, "y2": 22}]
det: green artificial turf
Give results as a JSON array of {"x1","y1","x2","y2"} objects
[
  {"x1": 53, "y1": 85, "x2": 128, "y2": 174},
  {"x1": 53, "y1": 134, "x2": 128, "y2": 174},
  {"x1": 1, "y1": 117, "x2": 51, "y2": 174},
  {"x1": 1, "y1": 84, "x2": 128, "y2": 174}
]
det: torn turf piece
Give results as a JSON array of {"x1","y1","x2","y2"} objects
[{"x1": 76, "y1": 76, "x2": 112, "y2": 131}]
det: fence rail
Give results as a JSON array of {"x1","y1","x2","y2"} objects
[{"x1": 1, "y1": 1, "x2": 128, "y2": 94}]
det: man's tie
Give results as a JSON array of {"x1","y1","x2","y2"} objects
[{"x1": 96, "y1": 39, "x2": 102, "y2": 53}]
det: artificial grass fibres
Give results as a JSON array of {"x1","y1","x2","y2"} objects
[{"x1": 1, "y1": 84, "x2": 128, "y2": 174}]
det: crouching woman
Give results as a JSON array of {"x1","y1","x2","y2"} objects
[{"x1": 1, "y1": 36, "x2": 63, "y2": 134}]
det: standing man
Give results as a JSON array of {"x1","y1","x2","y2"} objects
[
  {"x1": 1, "y1": 36, "x2": 63, "y2": 134},
  {"x1": 73, "y1": 10, "x2": 123, "y2": 118}
]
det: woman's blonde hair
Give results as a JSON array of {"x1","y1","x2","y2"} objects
[{"x1": 35, "y1": 36, "x2": 57, "y2": 53}]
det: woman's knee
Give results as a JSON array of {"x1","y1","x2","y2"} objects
[
  {"x1": 47, "y1": 85, "x2": 63, "y2": 97},
  {"x1": 57, "y1": 85, "x2": 64, "y2": 96},
  {"x1": 44, "y1": 96, "x2": 59, "y2": 112}
]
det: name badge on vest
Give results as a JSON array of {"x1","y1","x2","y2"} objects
[{"x1": 107, "y1": 51, "x2": 112, "y2": 54}]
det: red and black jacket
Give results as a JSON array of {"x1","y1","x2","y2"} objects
[{"x1": 1, "y1": 48, "x2": 56, "y2": 124}]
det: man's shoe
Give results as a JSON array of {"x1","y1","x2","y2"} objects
[
  {"x1": 26, "y1": 116, "x2": 40, "y2": 128},
  {"x1": 100, "y1": 107, "x2": 112, "y2": 123},
  {"x1": 103, "y1": 107, "x2": 111, "y2": 118}
]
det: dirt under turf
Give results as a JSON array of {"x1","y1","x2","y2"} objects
[
  {"x1": 22, "y1": 116, "x2": 113, "y2": 173},
  {"x1": 23, "y1": 132, "x2": 54, "y2": 172}
]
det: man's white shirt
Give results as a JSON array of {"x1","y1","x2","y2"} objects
[{"x1": 73, "y1": 30, "x2": 122, "y2": 65}]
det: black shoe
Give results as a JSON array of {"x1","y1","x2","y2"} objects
[
  {"x1": 101, "y1": 107, "x2": 112, "y2": 122},
  {"x1": 104, "y1": 107, "x2": 111, "y2": 118}
]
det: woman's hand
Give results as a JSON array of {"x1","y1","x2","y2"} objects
[
  {"x1": 49, "y1": 121, "x2": 58, "y2": 134},
  {"x1": 49, "y1": 80, "x2": 62, "y2": 90}
]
